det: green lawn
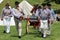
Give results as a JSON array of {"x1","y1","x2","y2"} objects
[
  {"x1": 0, "y1": 0, "x2": 60, "y2": 40},
  {"x1": 0, "y1": 21, "x2": 60, "y2": 40}
]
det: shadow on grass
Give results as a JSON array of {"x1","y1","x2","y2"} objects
[
  {"x1": 10, "y1": 33, "x2": 27, "y2": 38},
  {"x1": 27, "y1": 32, "x2": 43, "y2": 38},
  {"x1": 10, "y1": 35, "x2": 18, "y2": 37}
]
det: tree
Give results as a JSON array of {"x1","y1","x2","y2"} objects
[
  {"x1": 55, "y1": 0, "x2": 60, "y2": 4},
  {"x1": 44, "y1": 0, "x2": 60, "y2": 4}
]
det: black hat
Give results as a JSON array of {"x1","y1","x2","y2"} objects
[
  {"x1": 5, "y1": 3, "x2": 10, "y2": 6},
  {"x1": 15, "y1": 1, "x2": 19, "y2": 5},
  {"x1": 47, "y1": 3, "x2": 51, "y2": 6},
  {"x1": 41, "y1": 2, "x2": 47, "y2": 6},
  {"x1": 38, "y1": 6, "x2": 41, "y2": 9}
]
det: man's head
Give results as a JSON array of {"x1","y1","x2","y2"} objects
[
  {"x1": 41, "y1": 2, "x2": 48, "y2": 9},
  {"x1": 5, "y1": 3, "x2": 10, "y2": 8},
  {"x1": 37, "y1": 6, "x2": 41, "y2": 9},
  {"x1": 33, "y1": 3, "x2": 39, "y2": 9},
  {"x1": 47, "y1": 3, "x2": 51, "y2": 9},
  {"x1": 15, "y1": 1, "x2": 19, "y2": 7}
]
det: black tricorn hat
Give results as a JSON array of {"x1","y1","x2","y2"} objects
[
  {"x1": 38, "y1": 6, "x2": 41, "y2": 9},
  {"x1": 47, "y1": 3, "x2": 51, "y2": 6},
  {"x1": 5, "y1": 3, "x2": 10, "y2": 6},
  {"x1": 41, "y1": 2, "x2": 47, "y2": 6},
  {"x1": 15, "y1": 1, "x2": 19, "y2": 5}
]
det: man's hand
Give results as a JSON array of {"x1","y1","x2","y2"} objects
[
  {"x1": 1, "y1": 18, "x2": 3, "y2": 21},
  {"x1": 48, "y1": 19, "x2": 53, "y2": 24},
  {"x1": 19, "y1": 16, "x2": 23, "y2": 20}
]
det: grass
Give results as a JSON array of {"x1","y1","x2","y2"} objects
[
  {"x1": 0, "y1": 21, "x2": 60, "y2": 40},
  {"x1": 0, "y1": 0, "x2": 60, "y2": 40}
]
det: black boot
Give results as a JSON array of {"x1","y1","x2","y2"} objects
[
  {"x1": 18, "y1": 36, "x2": 21, "y2": 38},
  {"x1": 41, "y1": 34, "x2": 46, "y2": 38},
  {"x1": 3, "y1": 31, "x2": 6, "y2": 33},
  {"x1": 41, "y1": 33, "x2": 43, "y2": 37}
]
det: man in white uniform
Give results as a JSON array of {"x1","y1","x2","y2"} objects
[
  {"x1": 36, "y1": 6, "x2": 41, "y2": 31},
  {"x1": 12, "y1": 1, "x2": 24, "y2": 38},
  {"x1": 31, "y1": 4, "x2": 39, "y2": 16},
  {"x1": 38, "y1": 3, "x2": 51, "y2": 38},
  {"x1": 47, "y1": 3, "x2": 56, "y2": 35},
  {"x1": 1, "y1": 3, "x2": 12, "y2": 33}
]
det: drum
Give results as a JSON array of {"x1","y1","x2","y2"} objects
[
  {"x1": 25, "y1": 15, "x2": 40, "y2": 34},
  {"x1": 29, "y1": 15, "x2": 39, "y2": 25},
  {"x1": 28, "y1": 15, "x2": 40, "y2": 29}
]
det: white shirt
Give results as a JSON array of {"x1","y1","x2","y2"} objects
[
  {"x1": 12, "y1": 7, "x2": 23, "y2": 18},
  {"x1": 50, "y1": 9, "x2": 56, "y2": 20},
  {"x1": 38, "y1": 8, "x2": 51, "y2": 20},
  {"x1": 36, "y1": 9, "x2": 41, "y2": 17},
  {"x1": 1, "y1": 7, "x2": 12, "y2": 18}
]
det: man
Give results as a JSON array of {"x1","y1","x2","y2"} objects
[
  {"x1": 47, "y1": 3, "x2": 56, "y2": 35},
  {"x1": 38, "y1": 3, "x2": 51, "y2": 38},
  {"x1": 1, "y1": 3, "x2": 12, "y2": 33},
  {"x1": 31, "y1": 4, "x2": 39, "y2": 16},
  {"x1": 36, "y1": 6, "x2": 41, "y2": 17},
  {"x1": 47, "y1": 3, "x2": 56, "y2": 22},
  {"x1": 30, "y1": 4, "x2": 39, "y2": 29},
  {"x1": 36, "y1": 6, "x2": 41, "y2": 31},
  {"x1": 12, "y1": 1, "x2": 24, "y2": 38}
]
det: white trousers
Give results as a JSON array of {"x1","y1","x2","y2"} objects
[
  {"x1": 39, "y1": 20, "x2": 48, "y2": 37},
  {"x1": 14, "y1": 18, "x2": 22, "y2": 36},
  {"x1": 3, "y1": 16, "x2": 11, "y2": 33},
  {"x1": 47, "y1": 19, "x2": 52, "y2": 35},
  {"x1": 47, "y1": 23, "x2": 51, "y2": 35},
  {"x1": 40, "y1": 20, "x2": 48, "y2": 29}
]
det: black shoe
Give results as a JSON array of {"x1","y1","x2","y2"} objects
[
  {"x1": 3, "y1": 31, "x2": 6, "y2": 33},
  {"x1": 41, "y1": 34, "x2": 46, "y2": 38},
  {"x1": 41, "y1": 33, "x2": 43, "y2": 37},
  {"x1": 18, "y1": 36, "x2": 21, "y2": 38}
]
